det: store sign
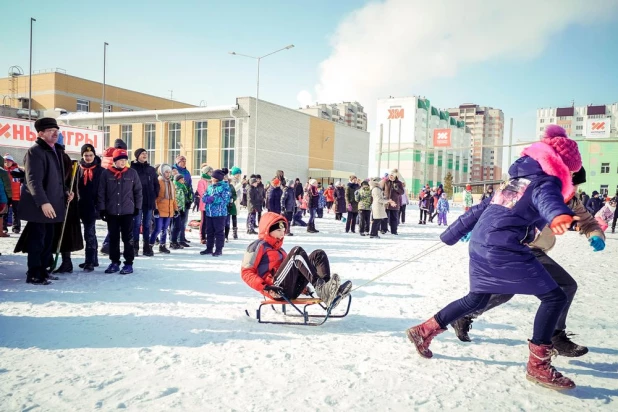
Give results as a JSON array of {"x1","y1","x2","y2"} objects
[
  {"x1": 387, "y1": 108, "x2": 404, "y2": 119},
  {"x1": 586, "y1": 117, "x2": 611, "y2": 138},
  {"x1": 0, "y1": 116, "x2": 103, "y2": 154},
  {"x1": 433, "y1": 128, "x2": 452, "y2": 147}
]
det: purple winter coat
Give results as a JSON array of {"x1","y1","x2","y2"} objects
[{"x1": 440, "y1": 153, "x2": 574, "y2": 295}]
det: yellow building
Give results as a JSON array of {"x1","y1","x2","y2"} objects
[{"x1": 0, "y1": 69, "x2": 194, "y2": 116}]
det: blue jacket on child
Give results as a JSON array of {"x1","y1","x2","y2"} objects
[{"x1": 203, "y1": 181, "x2": 231, "y2": 217}]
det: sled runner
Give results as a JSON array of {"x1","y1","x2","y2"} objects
[{"x1": 246, "y1": 294, "x2": 352, "y2": 326}]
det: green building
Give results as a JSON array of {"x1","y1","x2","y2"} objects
[{"x1": 576, "y1": 139, "x2": 618, "y2": 198}]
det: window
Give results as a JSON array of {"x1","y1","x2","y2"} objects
[
  {"x1": 221, "y1": 119, "x2": 235, "y2": 169},
  {"x1": 600, "y1": 185, "x2": 608, "y2": 196},
  {"x1": 168, "y1": 122, "x2": 181, "y2": 165},
  {"x1": 539, "y1": 127, "x2": 544, "y2": 131},
  {"x1": 98, "y1": 125, "x2": 110, "y2": 149},
  {"x1": 121, "y1": 107, "x2": 133, "y2": 112},
  {"x1": 549, "y1": 118, "x2": 554, "y2": 123},
  {"x1": 601, "y1": 163, "x2": 610, "y2": 174},
  {"x1": 144, "y1": 124, "x2": 156, "y2": 164},
  {"x1": 77, "y1": 99, "x2": 89, "y2": 112},
  {"x1": 576, "y1": 125, "x2": 583, "y2": 130},
  {"x1": 121, "y1": 125, "x2": 133, "y2": 159},
  {"x1": 540, "y1": 119, "x2": 545, "y2": 123},
  {"x1": 576, "y1": 117, "x2": 583, "y2": 121},
  {"x1": 194, "y1": 121, "x2": 208, "y2": 174},
  {"x1": 102, "y1": 104, "x2": 112, "y2": 112}
]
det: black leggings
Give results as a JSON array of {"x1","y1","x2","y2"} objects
[
  {"x1": 273, "y1": 246, "x2": 331, "y2": 299},
  {"x1": 419, "y1": 209, "x2": 428, "y2": 223}
]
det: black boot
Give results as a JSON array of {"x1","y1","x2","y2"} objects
[
  {"x1": 233, "y1": 227, "x2": 238, "y2": 239},
  {"x1": 159, "y1": 243, "x2": 170, "y2": 254},
  {"x1": 450, "y1": 316, "x2": 474, "y2": 342},
  {"x1": 53, "y1": 257, "x2": 73, "y2": 274},
  {"x1": 551, "y1": 330, "x2": 589, "y2": 357},
  {"x1": 312, "y1": 222, "x2": 319, "y2": 233},
  {"x1": 143, "y1": 244, "x2": 154, "y2": 257}
]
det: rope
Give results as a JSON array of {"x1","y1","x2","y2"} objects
[{"x1": 351, "y1": 241, "x2": 446, "y2": 292}]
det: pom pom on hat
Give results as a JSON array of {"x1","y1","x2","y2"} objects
[
  {"x1": 114, "y1": 139, "x2": 127, "y2": 149},
  {"x1": 542, "y1": 125, "x2": 582, "y2": 172},
  {"x1": 112, "y1": 149, "x2": 128, "y2": 162}
]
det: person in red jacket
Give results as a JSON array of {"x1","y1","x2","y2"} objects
[
  {"x1": 241, "y1": 212, "x2": 352, "y2": 306},
  {"x1": 3, "y1": 154, "x2": 23, "y2": 233}
]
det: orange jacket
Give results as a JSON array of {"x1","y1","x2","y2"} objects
[
  {"x1": 155, "y1": 177, "x2": 178, "y2": 217},
  {"x1": 241, "y1": 212, "x2": 288, "y2": 296},
  {"x1": 6, "y1": 163, "x2": 22, "y2": 201},
  {"x1": 324, "y1": 187, "x2": 335, "y2": 202}
]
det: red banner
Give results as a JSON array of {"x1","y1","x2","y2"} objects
[{"x1": 433, "y1": 129, "x2": 451, "y2": 148}]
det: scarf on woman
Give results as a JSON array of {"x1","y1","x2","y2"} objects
[
  {"x1": 161, "y1": 176, "x2": 174, "y2": 200},
  {"x1": 107, "y1": 165, "x2": 129, "y2": 180},
  {"x1": 80, "y1": 160, "x2": 97, "y2": 185}
]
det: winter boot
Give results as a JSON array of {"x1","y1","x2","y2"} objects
[
  {"x1": 551, "y1": 330, "x2": 588, "y2": 357},
  {"x1": 132, "y1": 240, "x2": 139, "y2": 257},
  {"x1": 233, "y1": 227, "x2": 238, "y2": 239},
  {"x1": 406, "y1": 317, "x2": 446, "y2": 359},
  {"x1": 450, "y1": 316, "x2": 474, "y2": 342},
  {"x1": 53, "y1": 258, "x2": 73, "y2": 274},
  {"x1": 179, "y1": 240, "x2": 190, "y2": 248},
  {"x1": 312, "y1": 223, "x2": 319, "y2": 233},
  {"x1": 526, "y1": 341, "x2": 575, "y2": 390},
  {"x1": 79, "y1": 262, "x2": 99, "y2": 268},
  {"x1": 104, "y1": 262, "x2": 121, "y2": 274},
  {"x1": 159, "y1": 243, "x2": 171, "y2": 254},
  {"x1": 83, "y1": 263, "x2": 95, "y2": 273},
  {"x1": 314, "y1": 274, "x2": 341, "y2": 307},
  {"x1": 225, "y1": 226, "x2": 230, "y2": 242},
  {"x1": 119, "y1": 264, "x2": 133, "y2": 275},
  {"x1": 169, "y1": 242, "x2": 183, "y2": 250},
  {"x1": 143, "y1": 244, "x2": 154, "y2": 257}
]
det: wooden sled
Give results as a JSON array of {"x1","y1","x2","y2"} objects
[{"x1": 246, "y1": 294, "x2": 352, "y2": 326}]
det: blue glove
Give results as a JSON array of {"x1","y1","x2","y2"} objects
[
  {"x1": 589, "y1": 236, "x2": 605, "y2": 252},
  {"x1": 460, "y1": 232, "x2": 472, "y2": 242},
  {"x1": 204, "y1": 195, "x2": 215, "y2": 204}
]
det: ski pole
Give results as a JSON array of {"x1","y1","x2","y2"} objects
[
  {"x1": 51, "y1": 160, "x2": 78, "y2": 271},
  {"x1": 351, "y1": 241, "x2": 445, "y2": 292}
]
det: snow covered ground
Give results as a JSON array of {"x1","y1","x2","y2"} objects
[{"x1": 1, "y1": 206, "x2": 617, "y2": 411}]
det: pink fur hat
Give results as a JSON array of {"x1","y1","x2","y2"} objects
[{"x1": 542, "y1": 125, "x2": 582, "y2": 172}]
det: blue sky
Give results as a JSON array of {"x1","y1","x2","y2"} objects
[{"x1": 3, "y1": 0, "x2": 618, "y2": 145}]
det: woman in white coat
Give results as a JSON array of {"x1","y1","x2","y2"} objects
[{"x1": 369, "y1": 177, "x2": 395, "y2": 238}]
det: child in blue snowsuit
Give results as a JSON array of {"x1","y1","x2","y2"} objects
[
  {"x1": 436, "y1": 193, "x2": 449, "y2": 226},
  {"x1": 406, "y1": 125, "x2": 584, "y2": 390},
  {"x1": 201, "y1": 169, "x2": 231, "y2": 256}
]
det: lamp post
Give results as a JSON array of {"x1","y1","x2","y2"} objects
[
  {"x1": 102, "y1": 42, "x2": 109, "y2": 143},
  {"x1": 229, "y1": 44, "x2": 294, "y2": 174},
  {"x1": 29, "y1": 17, "x2": 36, "y2": 121}
]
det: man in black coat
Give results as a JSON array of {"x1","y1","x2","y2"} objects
[
  {"x1": 77, "y1": 144, "x2": 103, "y2": 272},
  {"x1": 98, "y1": 149, "x2": 143, "y2": 275},
  {"x1": 18, "y1": 118, "x2": 71, "y2": 284},
  {"x1": 131, "y1": 148, "x2": 159, "y2": 257}
]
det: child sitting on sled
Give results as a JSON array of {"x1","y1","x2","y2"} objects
[{"x1": 241, "y1": 212, "x2": 352, "y2": 306}]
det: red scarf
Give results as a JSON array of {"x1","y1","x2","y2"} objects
[
  {"x1": 80, "y1": 163, "x2": 97, "y2": 185},
  {"x1": 107, "y1": 165, "x2": 129, "y2": 179}
]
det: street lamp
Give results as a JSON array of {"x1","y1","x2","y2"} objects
[
  {"x1": 29, "y1": 17, "x2": 36, "y2": 120},
  {"x1": 229, "y1": 44, "x2": 294, "y2": 174},
  {"x1": 102, "y1": 42, "x2": 109, "y2": 142}
]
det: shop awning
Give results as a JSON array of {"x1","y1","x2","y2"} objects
[{"x1": 308, "y1": 168, "x2": 355, "y2": 179}]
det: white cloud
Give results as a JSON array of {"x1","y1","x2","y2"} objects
[{"x1": 311, "y1": 0, "x2": 618, "y2": 115}]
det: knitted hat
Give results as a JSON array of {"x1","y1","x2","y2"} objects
[
  {"x1": 134, "y1": 148, "x2": 146, "y2": 159},
  {"x1": 269, "y1": 220, "x2": 286, "y2": 233},
  {"x1": 212, "y1": 169, "x2": 225, "y2": 181},
  {"x1": 256, "y1": 174, "x2": 262, "y2": 179},
  {"x1": 34, "y1": 117, "x2": 59, "y2": 132},
  {"x1": 272, "y1": 178, "x2": 280, "y2": 186},
  {"x1": 571, "y1": 166, "x2": 586, "y2": 186},
  {"x1": 114, "y1": 139, "x2": 128, "y2": 149},
  {"x1": 309, "y1": 179, "x2": 317, "y2": 186},
  {"x1": 287, "y1": 179, "x2": 294, "y2": 187},
  {"x1": 592, "y1": 190, "x2": 599, "y2": 196},
  {"x1": 249, "y1": 177, "x2": 258, "y2": 184},
  {"x1": 230, "y1": 166, "x2": 242, "y2": 176},
  {"x1": 221, "y1": 167, "x2": 229, "y2": 175},
  {"x1": 542, "y1": 125, "x2": 582, "y2": 172},
  {"x1": 3, "y1": 154, "x2": 14, "y2": 162},
  {"x1": 174, "y1": 174, "x2": 185, "y2": 182},
  {"x1": 81, "y1": 143, "x2": 96, "y2": 156},
  {"x1": 159, "y1": 163, "x2": 172, "y2": 176},
  {"x1": 112, "y1": 149, "x2": 128, "y2": 162},
  {"x1": 465, "y1": 184, "x2": 472, "y2": 190},
  {"x1": 201, "y1": 165, "x2": 213, "y2": 175},
  {"x1": 361, "y1": 180, "x2": 369, "y2": 187}
]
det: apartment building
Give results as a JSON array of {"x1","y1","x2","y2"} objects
[{"x1": 298, "y1": 101, "x2": 367, "y2": 131}]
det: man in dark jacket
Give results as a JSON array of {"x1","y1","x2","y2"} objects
[
  {"x1": 18, "y1": 117, "x2": 70, "y2": 285},
  {"x1": 255, "y1": 174, "x2": 266, "y2": 223},
  {"x1": 267, "y1": 178, "x2": 283, "y2": 214},
  {"x1": 383, "y1": 169, "x2": 404, "y2": 235},
  {"x1": 281, "y1": 179, "x2": 296, "y2": 236},
  {"x1": 344, "y1": 176, "x2": 360, "y2": 233},
  {"x1": 77, "y1": 144, "x2": 103, "y2": 272},
  {"x1": 131, "y1": 148, "x2": 160, "y2": 257},
  {"x1": 172, "y1": 155, "x2": 193, "y2": 244},
  {"x1": 585, "y1": 191, "x2": 602, "y2": 216},
  {"x1": 98, "y1": 149, "x2": 143, "y2": 275}
]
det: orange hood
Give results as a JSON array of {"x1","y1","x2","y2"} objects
[{"x1": 258, "y1": 212, "x2": 288, "y2": 249}]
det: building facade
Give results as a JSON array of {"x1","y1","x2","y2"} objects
[
  {"x1": 447, "y1": 104, "x2": 504, "y2": 182},
  {"x1": 370, "y1": 96, "x2": 472, "y2": 196},
  {"x1": 537, "y1": 103, "x2": 618, "y2": 197},
  {"x1": 298, "y1": 101, "x2": 367, "y2": 131},
  {"x1": 58, "y1": 97, "x2": 370, "y2": 181},
  {"x1": 0, "y1": 69, "x2": 194, "y2": 120}
]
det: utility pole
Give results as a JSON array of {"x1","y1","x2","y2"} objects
[{"x1": 28, "y1": 17, "x2": 36, "y2": 120}]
